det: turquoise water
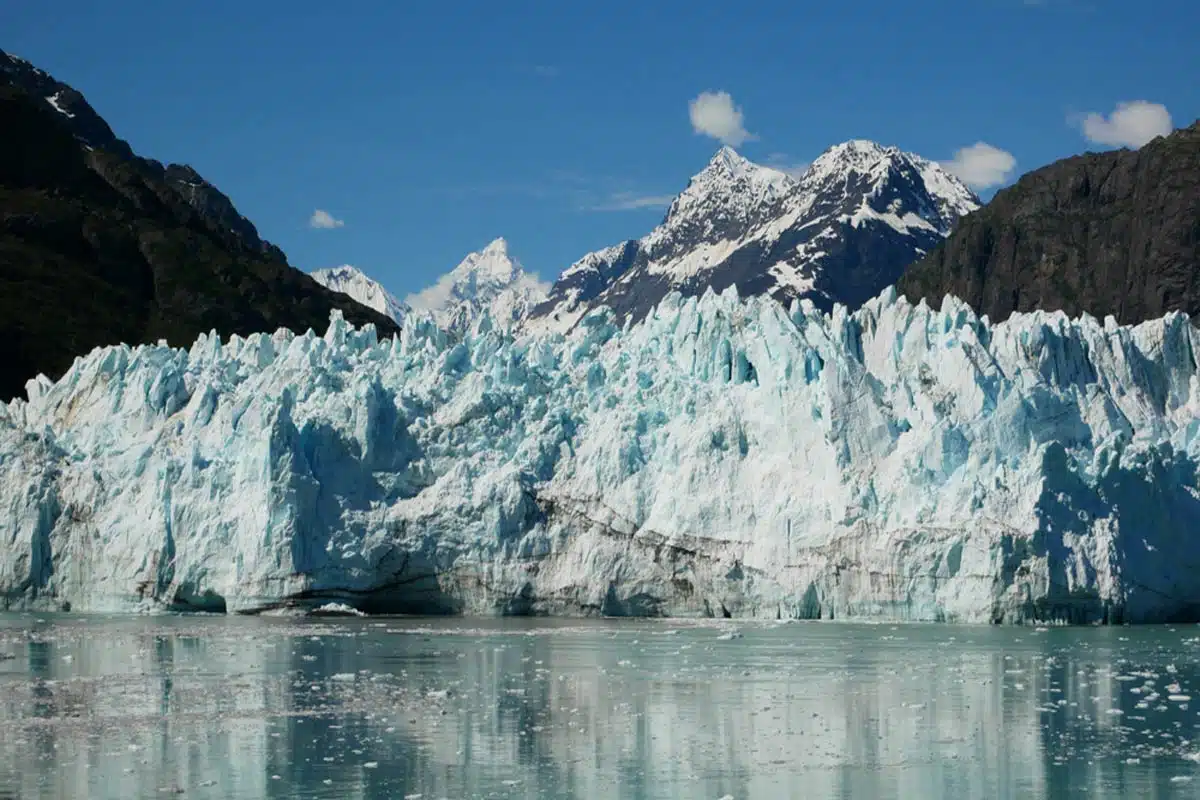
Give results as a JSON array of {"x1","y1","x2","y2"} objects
[{"x1": 1, "y1": 615, "x2": 1199, "y2": 799}]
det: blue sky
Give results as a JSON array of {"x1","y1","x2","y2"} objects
[{"x1": 7, "y1": 0, "x2": 1198, "y2": 297}]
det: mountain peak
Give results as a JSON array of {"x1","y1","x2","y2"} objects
[
  {"x1": 451, "y1": 237, "x2": 522, "y2": 285},
  {"x1": 531, "y1": 136, "x2": 982, "y2": 332},
  {"x1": 800, "y1": 138, "x2": 979, "y2": 226},
  {"x1": 693, "y1": 145, "x2": 788, "y2": 187},
  {"x1": 407, "y1": 239, "x2": 550, "y2": 333},
  {"x1": 310, "y1": 265, "x2": 407, "y2": 323},
  {"x1": 481, "y1": 236, "x2": 509, "y2": 257},
  {"x1": 807, "y1": 138, "x2": 903, "y2": 178},
  {"x1": 705, "y1": 145, "x2": 754, "y2": 176},
  {"x1": 658, "y1": 149, "x2": 794, "y2": 237}
]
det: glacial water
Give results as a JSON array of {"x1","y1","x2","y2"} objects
[{"x1": 1, "y1": 615, "x2": 1199, "y2": 799}]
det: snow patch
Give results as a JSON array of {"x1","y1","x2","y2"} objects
[{"x1": 44, "y1": 92, "x2": 76, "y2": 119}]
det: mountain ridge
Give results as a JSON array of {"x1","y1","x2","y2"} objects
[
  {"x1": 528, "y1": 140, "x2": 979, "y2": 333},
  {"x1": 898, "y1": 120, "x2": 1200, "y2": 324},
  {"x1": 310, "y1": 265, "x2": 409, "y2": 323},
  {"x1": 0, "y1": 49, "x2": 398, "y2": 401}
]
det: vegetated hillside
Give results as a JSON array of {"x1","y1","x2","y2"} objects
[
  {"x1": 0, "y1": 50, "x2": 398, "y2": 401},
  {"x1": 898, "y1": 121, "x2": 1200, "y2": 324}
]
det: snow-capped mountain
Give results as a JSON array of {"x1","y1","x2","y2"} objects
[
  {"x1": 407, "y1": 237, "x2": 550, "y2": 333},
  {"x1": 6, "y1": 289, "x2": 1200, "y2": 623},
  {"x1": 530, "y1": 141, "x2": 979, "y2": 332},
  {"x1": 310, "y1": 265, "x2": 409, "y2": 323}
]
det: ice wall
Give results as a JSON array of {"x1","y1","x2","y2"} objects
[{"x1": 3, "y1": 287, "x2": 1200, "y2": 622}]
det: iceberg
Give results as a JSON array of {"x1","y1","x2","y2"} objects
[{"x1": 4, "y1": 287, "x2": 1200, "y2": 623}]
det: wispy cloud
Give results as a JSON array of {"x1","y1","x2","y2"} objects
[
  {"x1": 1021, "y1": 0, "x2": 1096, "y2": 9},
  {"x1": 1076, "y1": 101, "x2": 1173, "y2": 149},
  {"x1": 765, "y1": 153, "x2": 810, "y2": 180},
  {"x1": 689, "y1": 90, "x2": 755, "y2": 147},
  {"x1": 940, "y1": 142, "x2": 1017, "y2": 190},
  {"x1": 430, "y1": 171, "x2": 675, "y2": 214},
  {"x1": 530, "y1": 65, "x2": 559, "y2": 78},
  {"x1": 309, "y1": 209, "x2": 345, "y2": 229},
  {"x1": 588, "y1": 191, "x2": 676, "y2": 212}
]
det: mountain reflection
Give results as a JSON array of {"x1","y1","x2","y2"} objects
[{"x1": 0, "y1": 615, "x2": 1198, "y2": 799}]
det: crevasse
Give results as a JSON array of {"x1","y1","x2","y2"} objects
[{"x1": 4, "y1": 286, "x2": 1200, "y2": 622}]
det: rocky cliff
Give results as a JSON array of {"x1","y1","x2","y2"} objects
[{"x1": 898, "y1": 121, "x2": 1200, "y2": 324}]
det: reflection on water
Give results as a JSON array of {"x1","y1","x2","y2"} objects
[{"x1": 1, "y1": 615, "x2": 1199, "y2": 799}]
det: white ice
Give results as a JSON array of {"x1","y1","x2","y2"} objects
[{"x1": 3, "y1": 286, "x2": 1200, "y2": 622}]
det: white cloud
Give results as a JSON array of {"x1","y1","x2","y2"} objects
[
  {"x1": 309, "y1": 209, "x2": 345, "y2": 229},
  {"x1": 589, "y1": 191, "x2": 675, "y2": 212},
  {"x1": 1078, "y1": 101, "x2": 1173, "y2": 148},
  {"x1": 941, "y1": 142, "x2": 1017, "y2": 190},
  {"x1": 689, "y1": 90, "x2": 754, "y2": 147},
  {"x1": 405, "y1": 272, "x2": 464, "y2": 312}
]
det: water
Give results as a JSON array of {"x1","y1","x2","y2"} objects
[{"x1": 1, "y1": 616, "x2": 1199, "y2": 799}]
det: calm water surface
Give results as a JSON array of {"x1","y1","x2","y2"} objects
[{"x1": 1, "y1": 615, "x2": 1199, "y2": 799}]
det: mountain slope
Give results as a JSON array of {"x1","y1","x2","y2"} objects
[
  {"x1": 898, "y1": 121, "x2": 1200, "y2": 324},
  {"x1": 407, "y1": 237, "x2": 549, "y2": 333},
  {"x1": 0, "y1": 49, "x2": 398, "y2": 401},
  {"x1": 530, "y1": 142, "x2": 978, "y2": 332},
  {"x1": 311, "y1": 265, "x2": 409, "y2": 323}
]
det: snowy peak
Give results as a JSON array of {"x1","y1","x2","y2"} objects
[
  {"x1": 798, "y1": 139, "x2": 979, "y2": 233},
  {"x1": 530, "y1": 138, "x2": 981, "y2": 332},
  {"x1": 407, "y1": 239, "x2": 550, "y2": 334},
  {"x1": 446, "y1": 236, "x2": 521, "y2": 289},
  {"x1": 310, "y1": 265, "x2": 408, "y2": 324},
  {"x1": 481, "y1": 236, "x2": 511, "y2": 258},
  {"x1": 704, "y1": 145, "x2": 776, "y2": 183},
  {"x1": 806, "y1": 139, "x2": 899, "y2": 176},
  {"x1": 661, "y1": 146, "x2": 794, "y2": 232}
]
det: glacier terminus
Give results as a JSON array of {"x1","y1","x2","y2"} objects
[{"x1": 4, "y1": 287, "x2": 1200, "y2": 624}]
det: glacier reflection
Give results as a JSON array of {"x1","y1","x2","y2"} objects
[{"x1": 1, "y1": 615, "x2": 1198, "y2": 799}]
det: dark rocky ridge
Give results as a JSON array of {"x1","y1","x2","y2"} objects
[
  {"x1": 898, "y1": 121, "x2": 1200, "y2": 324},
  {"x1": 0, "y1": 49, "x2": 398, "y2": 401}
]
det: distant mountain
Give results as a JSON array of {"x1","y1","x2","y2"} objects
[
  {"x1": 407, "y1": 237, "x2": 549, "y2": 333},
  {"x1": 530, "y1": 142, "x2": 978, "y2": 332},
  {"x1": 898, "y1": 121, "x2": 1200, "y2": 324},
  {"x1": 0, "y1": 49, "x2": 398, "y2": 401},
  {"x1": 311, "y1": 265, "x2": 409, "y2": 323}
]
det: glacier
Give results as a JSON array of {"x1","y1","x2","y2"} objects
[{"x1": 4, "y1": 287, "x2": 1200, "y2": 623}]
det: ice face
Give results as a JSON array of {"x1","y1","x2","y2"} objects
[{"x1": 4, "y1": 287, "x2": 1200, "y2": 623}]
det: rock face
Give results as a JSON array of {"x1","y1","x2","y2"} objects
[
  {"x1": 4, "y1": 288, "x2": 1200, "y2": 624},
  {"x1": 898, "y1": 121, "x2": 1200, "y2": 324},
  {"x1": 529, "y1": 142, "x2": 978, "y2": 333},
  {"x1": 0, "y1": 49, "x2": 398, "y2": 401}
]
